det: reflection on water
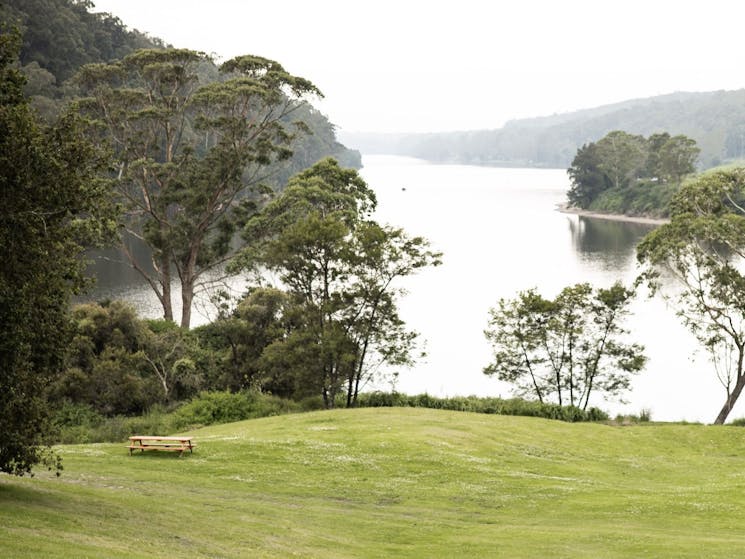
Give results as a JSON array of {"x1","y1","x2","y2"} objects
[{"x1": 567, "y1": 216, "x2": 657, "y2": 272}]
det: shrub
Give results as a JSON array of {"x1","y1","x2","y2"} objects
[
  {"x1": 354, "y1": 392, "x2": 608, "y2": 422},
  {"x1": 172, "y1": 391, "x2": 300, "y2": 430}
]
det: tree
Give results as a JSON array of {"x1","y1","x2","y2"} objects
[
  {"x1": 193, "y1": 287, "x2": 293, "y2": 393},
  {"x1": 656, "y1": 134, "x2": 700, "y2": 184},
  {"x1": 595, "y1": 131, "x2": 648, "y2": 191},
  {"x1": 236, "y1": 158, "x2": 441, "y2": 407},
  {"x1": 75, "y1": 48, "x2": 321, "y2": 327},
  {"x1": 567, "y1": 141, "x2": 609, "y2": 208},
  {"x1": 0, "y1": 29, "x2": 114, "y2": 475},
  {"x1": 483, "y1": 282, "x2": 645, "y2": 409},
  {"x1": 637, "y1": 168, "x2": 745, "y2": 424}
]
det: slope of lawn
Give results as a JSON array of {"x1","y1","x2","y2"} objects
[{"x1": 1, "y1": 407, "x2": 745, "y2": 558}]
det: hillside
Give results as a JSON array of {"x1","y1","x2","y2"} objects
[
  {"x1": 2, "y1": 408, "x2": 745, "y2": 558},
  {"x1": 0, "y1": 0, "x2": 361, "y2": 173},
  {"x1": 341, "y1": 90, "x2": 745, "y2": 169}
]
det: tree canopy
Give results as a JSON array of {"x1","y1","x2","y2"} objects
[
  {"x1": 75, "y1": 48, "x2": 324, "y2": 328},
  {"x1": 637, "y1": 168, "x2": 745, "y2": 424},
  {"x1": 566, "y1": 130, "x2": 699, "y2": 216},
  {"x1": 235, "y1": 158, "x2": 442, "y2": 407},
  {"x1": 0, "y1": 29, "x2": 114, "y2": 475},
  {"x1": 483, "y1": 282, "x2": 645, "y2": 410}
]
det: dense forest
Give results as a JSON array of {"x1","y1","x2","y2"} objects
[{"x1": 342, "y1": 90, "x2": 745, "y2": 169}]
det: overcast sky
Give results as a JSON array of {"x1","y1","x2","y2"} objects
[{"x1": 90, "y1": 0, "x2": 745, "y2": 134}]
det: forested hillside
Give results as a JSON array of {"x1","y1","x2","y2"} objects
[
  {"x1": 342, "y1": 91, "x2": 745, "y2": 169},
  {"x1": 0, "y1": 0, "x2": 360, "y2": 172}
]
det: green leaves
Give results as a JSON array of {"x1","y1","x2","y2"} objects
[
  {"x1": 234, "y1": 159, "x2": 440, "y2": 407},
  {"x1": 73, "y1": 47, "x2": 323, "y2": 327},
  {"x1": 637, "y1": 168, "x2": 745, "y2": 423},
  {"x1": 0, "y1": 32, "x2": 114, "y2": 475},
  {"x1": 567, "y1": 130, "x2": 700, "y2": 215},
  {"x1": 484, "y1": 282, "x2": 644, "y2": 409}
]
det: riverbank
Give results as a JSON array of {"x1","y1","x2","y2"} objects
[{"x1": 557, "y1": 204, "x2": 670, "y2": 225}]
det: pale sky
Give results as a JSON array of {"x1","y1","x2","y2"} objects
[{"x1": 90, "y1": 0, "x2": 745, "y2": 134}]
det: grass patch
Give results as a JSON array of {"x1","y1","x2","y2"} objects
[{"x1": 4, "y1": 408, "x2": 745, "y2": 557}]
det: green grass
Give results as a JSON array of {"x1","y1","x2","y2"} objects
[{"x1": 2, "y1": 408, "x2": 745, "y2": 558}]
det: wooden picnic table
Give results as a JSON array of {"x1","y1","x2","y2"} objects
[{"x1": 128, "y1": 435, "x2": 195, "y2": 456}]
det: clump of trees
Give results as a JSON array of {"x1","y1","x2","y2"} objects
[
  {"x1": 233, "y1": 158, "x2": 442, "y2": 408},
  {"x1": 567, "y1": 130, "x2": 700, "y2": 217},
  {"x1": 50, "y1": 160, "x2": 441, "y2": 420},
  {"x1": 54, "y1": 301, "x2": 203, "y2": 416},
  {"x1": 74, "y1": 49, "x2": 325, "y2": 329},
  {"x1": 637, "y1": 168, "x2": 745, "y2": 424},
  {"x1": 4, "y1": 0, "x2": 362, "y2": 331},
  {"x1": 483, "y1": 282, "x2": 646, "y2": 410}
]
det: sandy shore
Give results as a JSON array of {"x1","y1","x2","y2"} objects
[{"x1": 556, "y1": 204, "x2": 670, "y2": 225}]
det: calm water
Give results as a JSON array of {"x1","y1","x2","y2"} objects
[{"x1": 82, "y1": 155, "x2": 740, "y2": 422}]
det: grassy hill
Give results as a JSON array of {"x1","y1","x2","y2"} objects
[{"x1": 2, "y1": 408, "x2": 745, "y2": 558}]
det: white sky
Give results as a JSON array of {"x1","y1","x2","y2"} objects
[{"x1": 90, "y1": 0, "x2": 745, "y2": 134}]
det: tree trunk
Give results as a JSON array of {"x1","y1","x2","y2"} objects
[
  {"x1": 714, "y1": 352, "x2": 745, "y2": 424},
  {"x1": 180, "y1": 280, "x2": 193, "y2": 329},
  {"x1": 161, "y1": 257, "x2": 174, "y2": 323}
]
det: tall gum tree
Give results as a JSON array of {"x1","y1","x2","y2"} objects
[
  {"x1": 74, "y1": 49, "x2": 321, "y2": 327},
  {"x1": 637, "y1": 168, "x2": 745, "y2": 423}
]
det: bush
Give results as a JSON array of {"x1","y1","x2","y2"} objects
[
  {"x1": 172, "y1": 391, "x2": 301, "y2": 430},
  {"x1": 354, "y1": 392, "x2": 608, "y2": 422}
]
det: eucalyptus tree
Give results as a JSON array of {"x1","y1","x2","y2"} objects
[
  {"x1": 237, "y1": 158, "x2": 441, "y2": 407},
  {"x1": 596, "y1": 131, "x2": 648, "y2": 191},
  {"x1": 483, "y1": 282, "x2": 645, "y2": 410},
  {"x1": 0, "y1": 30, "x2": 115, "y2": 475},
  {"x1": 75, "y1": 49, "x2": 321, "y2": 327},
  {"x1": 567, "y1": 142, "x2": 608, "y2": 208},
  {"x1": 637, "y1": 168, "x2": 745, "y2": 423}
]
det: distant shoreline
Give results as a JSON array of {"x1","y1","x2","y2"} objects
[{"x1": 556, "y1": 204, "x2": 670, "y2": 226}]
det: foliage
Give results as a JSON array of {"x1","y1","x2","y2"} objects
[
  {"x1": 483, "y1": 282, "x2": 646, "y2": 410},
  {"x1": 5, "y1": 0, "x2": 360, "y2": 331},
  {"x1": 566, "y1": 130, "x2": 699, "y2": 216},
  {"x1": 73, "y1": 48, "x2": 324, "y2": 328},
  {"x1": 637, "y1": 168, "x2": 745, "y2": 424},
  {"x1": 193, "y1": 287, "x2": 294, "y2": 393},
  {"x1": 1, "y1": 0, "x2": 163, "y2": 84},
  {"x1": 354, "y1": 392, "x2": 608, "y2": 422},
  {"x1": 235, "y1": 158, "x2": 442, "y2": 408},
  {"x1": 171, "y1": 391, "x2": 300, "y2": 430},
  {"x1": 50, "y1": 391, "x2": 302, "y2": 443},
  {"x1": 55, "y1": 301, "x2": 204, "y2": 415},
  {"x1": 0, "y1": 28, "x2": 116, "y2": 475}
]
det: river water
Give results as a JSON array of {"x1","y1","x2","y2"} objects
[{"x1": 81, "y1": 155, "x2": 741, "y2": 423}]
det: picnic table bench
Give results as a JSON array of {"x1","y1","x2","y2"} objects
[{"x1": 128, "y1": 435, "x2": 195, "y2": 456}]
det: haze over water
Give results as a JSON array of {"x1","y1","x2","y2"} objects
[{"x1": 83, "y1": 155, "x2": 741, "y2": 423}]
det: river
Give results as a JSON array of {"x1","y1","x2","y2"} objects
[{"x1": 81, "y1": 155, "x2": 741, "y2": 423}]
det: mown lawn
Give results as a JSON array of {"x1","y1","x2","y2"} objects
[{"x1": 2, "y1": 408, "x2": 745, "y2": 558}]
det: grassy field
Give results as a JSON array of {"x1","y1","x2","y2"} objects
[{"x1": 2, "y1": 407, "x2": 745, "y2": 558}]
